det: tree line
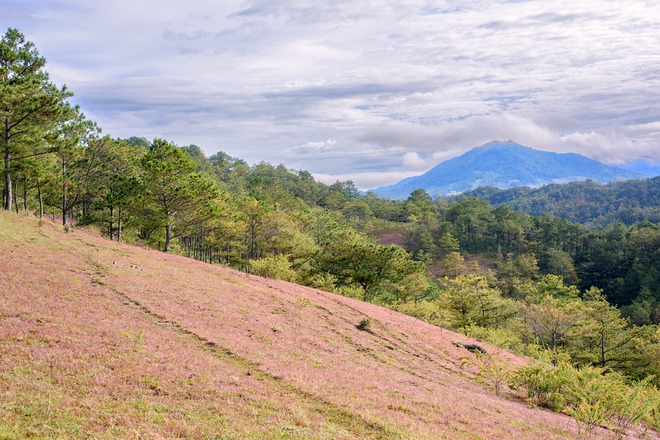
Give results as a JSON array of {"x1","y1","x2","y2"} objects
[{"x1": 459, "y1": 177, "x2": 660, "y2": 226}]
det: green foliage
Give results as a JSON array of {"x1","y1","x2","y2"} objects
[
  {"x1": 440, "y1": 275, "x2": 515, "y2": 329},
  {"x1": 438, "y1": 251, "x2": 464, "y2": 277},
  {"x1": 623, "y1": 288, "x2": 660, "y2": 326},
  {"x1": 250, "y1": 254, "x2": 297, "y2": 282},
  {"x1": 1, "y1": 28, "x2": 73, "y2": 212},
  {"x1": 563, "y1": 366, "x2": 624, "y2": 436},
  {"x1": 517, "y1": 276, "x2": 586, "y2": 358},
  {"x1": 540, "y1": 248, "x2": 578, "y2": 285},
  {"x1": 461, "y1": 351, "x2": 510, "y2": 396},
  {"x1": 464, "y1": 326, "x2": 523, "y2": 352},
  {"x1": 497, "y1": 253, "x2": 539, "y2": 282},
  {"x1": 462, "y1": 176, "x2": 660, "y2": 227},
  {"x1": 510, "y1": 361, "x2": 660, "y2": 438},
  {"x1": 391, "y1": 301, "x2": 451, "y2": 327},
  {"x1": 309, "y1": 220, "x2": 428, "y2": 303},
  {"x1": 572, "y1": 288, "x2": 641, "y2": 370},
  {"x1": 139, "y1": 139, "x2": 221, "y2": 251},
  {"x1": 91, "y1": 137, "x2": 142, "y2": 241},
  {"x1": 404, "y1": 188, "x2": 435, "y2": 221},
  {"x1": 610, "y1": 378, "x2": 660, "y2": 440},
  {"x1": 509, "y1": 362, "x2": 570, "y2": 410}
]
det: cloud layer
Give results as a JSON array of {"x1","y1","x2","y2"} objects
[{"x1": 3, "y1": 0, "x2": 660, "y2": 188}]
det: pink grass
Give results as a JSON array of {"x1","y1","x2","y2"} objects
[{"x1": 0, "y1": 212, "x2": 641, "y2": 439}]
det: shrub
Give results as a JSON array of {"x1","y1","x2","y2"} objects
[
  {"x1": 509, "y1": 363, "x2": 570, "y2": 410},
  {"x1": 391, "y1": 301, "x2": 453, "y2": 328},
  {"x1": 511, "y1": 361, "x2": 660, "y2": 438},
  {"x1": 250, "y1": 255, "x2": 297, "y2": 282},
  {"x1": 461, "y1": 351, "x2": 510, "y2": 396},
  {"x1": 356, "y1": 317, "x2": 372, "y2": 331},
  {"x1": 610, "y1": 378, "x2": 660, "y2": 440},
  {"x1": 561, "y1": 366, "x2": 623, "y2": 437}
]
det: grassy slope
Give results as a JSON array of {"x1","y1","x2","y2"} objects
[{"x1": 0, "y1": 211, "x2": 615, "y2": 439}]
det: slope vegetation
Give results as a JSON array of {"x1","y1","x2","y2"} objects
[{"x1": 0, "y1": 212, "x2": 616, "y2": 439}]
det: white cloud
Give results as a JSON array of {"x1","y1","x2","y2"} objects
[
  {"x1": 401, "y1": 152, "x2": 427, "y2": 170},
  {"x1": 285, "y1": 139, "x2": 337, "y2": 154},
  {"x1": 313, "y1": 170, "x2": 423, "y2": 190},
  {"x1": 2, "y1": 0, "x2": 659, "y2": 188}
]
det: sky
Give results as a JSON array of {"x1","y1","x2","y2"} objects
[{"x1": 2, "y1": 0, "x2": 660, "y2": 189}]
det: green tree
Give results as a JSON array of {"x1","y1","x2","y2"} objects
[
  {"x1": 93, "y1": 137, "x2": 143, "y2": 240},
  {"x1": 351, "y1": 241, "x2": 427, "y2": 302},
  {"x1": 446, "y1": 197, "x2": 494, "y2": 253},
  {"x1": 404, "y1": 188, "x2": 435, "y2": 221},
  {"x1": 518, "y1": 276, "x2": 587, "y2": 358},
  {"x1": 49, "y1": 104, "x2": 98, "y2": 225},
  {"x1": 540, "y1": 248, "x2": 578, "y2": 284},
  {"x1": 1, "y1": 28, "x2": 72, "y2": 211},
  {"x1": 310, "y1": 221, "x2": 427, "y2": 303},
  {"x1": 436, "y1": 231, "x2": 460, "y2": 256},
  {"x1": 440, "y1": 275, "x2": 514, "y2": 329},
  {"x1": 250, "y1": 254, "x2": 297, "y2": 282},
  {"x1": 439, "y1": 251, "x2": 464, "y2": 277},
  {"x1": 574, "y1": 287, "x2": 649, "y2": 374},
  {"x1": 140, "y1": 139, "x2": 221, "y2": 252}
]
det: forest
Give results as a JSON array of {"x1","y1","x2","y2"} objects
[
  {"x1": 459, "y1": 177, "x2": 660, "y2": 226},
  {"x1": 3, "y1": 27, "x2": 660, "y2": 432}
]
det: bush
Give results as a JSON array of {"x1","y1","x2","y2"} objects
[
  {"x1": 250, "y1": 255, "x2": 297, "y2": 282},
  {"x1": 509, "y1": 363, "x2": 570, "y2": 410},
  {"x1": 391, "y1": 301, "x2": 453, "y2": 328},
  {"x1": 561, "y1": 366, "x2": 623, "y2": 436},
  {"x1": 610, "y1": 378, "x2": 660, "y2": 440},
  {"x1": 356, "y1": 317, "x2": 372, "y2": 331},
  {"x1": 461, "y1": 351, "x2": 510, "y2": 396},
  {"x1": 511, "y1": 361, "x2": 660, "y2": 438}
]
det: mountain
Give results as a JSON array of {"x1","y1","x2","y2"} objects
[
  {"x1": 620, "y1": 160, "x2": 660, "y2": 178},
  {"x1": 370, "y1": 140, "x2": 641, "y2": 199},
  {"x1": 1, "y1": 211, "x2": 608, "y2": 439}
]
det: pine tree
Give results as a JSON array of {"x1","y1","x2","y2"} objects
[{"x1": 1, "y1": 28, "x2": 72, "y2": 211}]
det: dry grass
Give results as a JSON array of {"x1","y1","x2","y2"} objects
[{"x1": 0, "y1": 211, "x2": 635, "y2": 439}]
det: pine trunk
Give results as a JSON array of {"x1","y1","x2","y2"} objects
[
  {"x1": 61, "y1": 155, "x2": 67, "y2": 226},
  {"x1": 109, "y1": 206, "x2": 115, "y2": 240},
  {"x1": 117, "y1": 207, "x2": 122, "y2": 242},
  {"x1": 23, "y1": 176, "x2": 28, "y2": 212},
  {"x1": 165, "y1": 222, "x2": 172, "y2": 252},
  {"x1": 3, "y1": 118, "x2": 11, "y2": 211},
  {"x1": 38, "y1": 181, "x2": 43, "y2": 218}
]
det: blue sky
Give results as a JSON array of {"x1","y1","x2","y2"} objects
[{"x1": 2, "y1": 0, "x2": 659, "y2": 189}]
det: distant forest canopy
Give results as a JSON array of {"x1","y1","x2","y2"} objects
[
  {"x1": 458, "y1": 177, "x2": 660, "y2": 227},
  {"x1": 4, "y1": 28, "x2": 660, "y2": 383}
]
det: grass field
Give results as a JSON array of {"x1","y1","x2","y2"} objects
[{"x1": 0, "y1": 211, "x2": 620, "y2": 439}]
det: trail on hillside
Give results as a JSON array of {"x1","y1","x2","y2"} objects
[{"x1": 105, "y1": 280, "x2": 398, "y2": 439}]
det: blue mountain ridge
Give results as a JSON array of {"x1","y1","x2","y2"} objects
[
  {"x1": 620, "y1": 161, "x2": 660, "y2": 178},
  {"x1": 370, "y1": 140, "x2": 642, "y2": 199}
]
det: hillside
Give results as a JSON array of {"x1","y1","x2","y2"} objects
[
  {"x1": 0, "y1": 211, "x2": 620, "y2": 439},
  {"x1": 459, "y1": 176, "x2": 660, "y2": 226},
  {"x1": 371, "y1": 141, "x2": 639, "y2": 199}
]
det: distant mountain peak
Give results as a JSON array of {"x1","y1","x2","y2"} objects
[
  {"x1": 477, "y1": 140, "x2": 521, "y2": 149},
  {"x1": 370, "y1": 141, "x2": 640, "y2": 199}
]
